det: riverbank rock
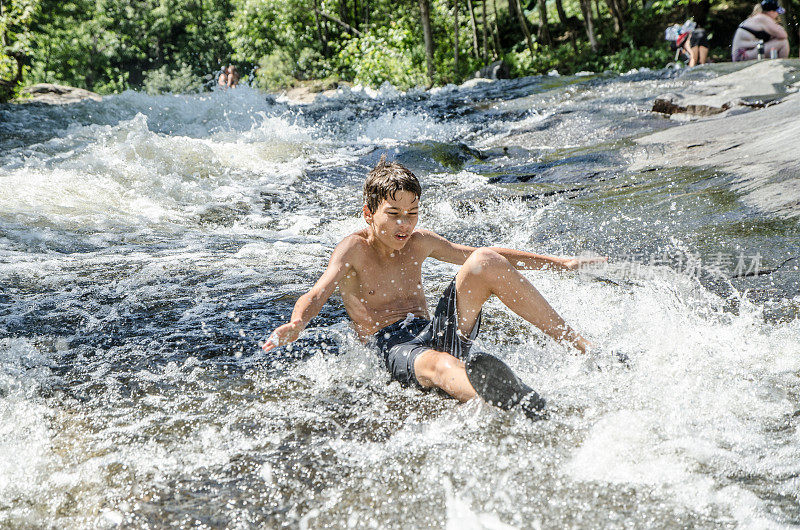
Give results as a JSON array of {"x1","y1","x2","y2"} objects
[
  {"x1": 652, "y1": 59, "x2": 800, "y2": 116},
  {"x1": 633, "y1": 88, "x2": 800, "y2": 218},
  {"x1": 20, "y1": 83, "x2": 102, "y2": 104},
  {"x1": 282, "y1": 80, "x2": 350, "y2": 104}
]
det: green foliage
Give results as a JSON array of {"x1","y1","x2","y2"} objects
[
  {"x1": 601, "y1": 46, "x2": 673, "y2": 72},
  {"x1": 335, "y1": 22, "x2": 427, "y2": 89},
  {"x1": 9, "y1": 0, "x2": 772, "y2": 97},
  {"x1": 26, "y1": 0, "x2": 233, "y2": 94},
  {"x1": 142, "y1": 62, "x2": 204, "y2": 94},
  {"x1": 507, "y1": 39, "x2": 674, "y2": 76},
  {"x1": 254, "y1": 49, "x2": 296, "y2": 90},
  {"x1": 0, "y1": 0, "x2": 39, "y2": 101}
]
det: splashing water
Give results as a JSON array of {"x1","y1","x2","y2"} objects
[{"x1": 1, "y1": 72, "x2": 799, "y2": 528}]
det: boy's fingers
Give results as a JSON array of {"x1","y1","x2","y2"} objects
[{"x1": 261, "y1": 331, "x2": 282, "y2": 351}]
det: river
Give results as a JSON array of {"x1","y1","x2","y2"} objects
[{"x1": 1, "y1": 67, "x2": 799, "y2": 528}]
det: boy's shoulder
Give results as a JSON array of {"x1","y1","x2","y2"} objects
[
  {"x1": 331, "y1": 229, "x2": 446, "y2": 263},
  {"x1": 336, "y1": 230, "x2": 370, "y2": 252},
  {"x1": 337, "y1": 228, "x2": 440, "y2": 246}
]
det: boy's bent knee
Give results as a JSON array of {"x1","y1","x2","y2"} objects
[
  {"x1": 414, "y1": 349, "x2": 463, "y2": 388},
  {"x1": 464, "y1": 247, "x2": 507, "y2": 274}
]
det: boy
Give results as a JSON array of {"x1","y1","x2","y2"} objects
[{"x1": 264, "y1": 157, "x2": 604, "y2": 416}]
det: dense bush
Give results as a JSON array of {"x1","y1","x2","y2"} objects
[
  {"x1": 335, "y1": 23, "x2": 428, "y2": 89},
  {"x1": 142, "y1": 63, "x2": 205, "y2": 95}
]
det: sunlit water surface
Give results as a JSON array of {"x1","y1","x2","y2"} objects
[{"x1": 1, "y1": 68, "x2": 799, "y2": 528}]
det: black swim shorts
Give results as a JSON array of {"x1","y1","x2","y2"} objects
[
  {"x1": 372, "y1": 278, "x2": 482, "y2": 387},
  {"x1": 690, "y1": 28, "x2": 708, "y2": 48}
]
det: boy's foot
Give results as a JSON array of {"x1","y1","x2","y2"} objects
[{"x1": 465, "y1": 353, "x2": 546, "y2": 420}]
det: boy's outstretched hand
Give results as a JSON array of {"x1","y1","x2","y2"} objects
[
  {"x1": 262, "y1": 320, "x2": 303, "y2": 352},
  {"x1": 563, "y1": 255, "x2": 608, "y2": 270}
]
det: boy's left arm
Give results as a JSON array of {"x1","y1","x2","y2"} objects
[
  {"x1": 489, "y1": 247, "x2": 607, "y2": 271},
  {"x1": 420, "y1": 229, "x2": 606, "y2": 270}
]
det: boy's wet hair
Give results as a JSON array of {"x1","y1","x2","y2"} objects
[{"x1": 363, "y1": 155, "x2": 422, "y2": 213}]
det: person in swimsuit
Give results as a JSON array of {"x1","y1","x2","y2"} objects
[
  {"x1": 225, "y1": 65, "x2": 240, "y2": 88},
  {"x1": 218, "y1": 65, "x2": 240, "y2": 88},
  {"x1": 263, "y1": 156, "x2": 606, "y2": 412},
  {"x1": 732, "y1": 0, "x2": 789, "y2": 61},
  {"x1": 685, "y1": 26, "x2": 710, "y2": 66}
]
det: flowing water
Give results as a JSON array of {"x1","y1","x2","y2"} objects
[{"x1": 1, "y1": 67, "x2": 799, "y2": 528}]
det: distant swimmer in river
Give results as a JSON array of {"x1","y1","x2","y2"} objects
[
  {"x1": 262, "y1": 156, "x2": 610, "y2": 418},
  {"x1": 732, "y1": 0, "x2": 789, "y2": 61},
  {"x1": 218, "y1": 64, "x2": 240, "y2": 88}
]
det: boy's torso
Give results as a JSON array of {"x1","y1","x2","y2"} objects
[{"x1": 338, "y1": 230, "x2": 432, "y2": 339}]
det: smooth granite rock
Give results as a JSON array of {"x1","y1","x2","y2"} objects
[{"x1": 20, "y1": 83, "x2": 102, "y2": 104}]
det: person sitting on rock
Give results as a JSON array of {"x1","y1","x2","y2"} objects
[
  {"x1": 732, "y1": 0, "x2": 789, "y2": 61},
  {"x1": 225, "y1": 65, "x2": 240, "y2": 88},
  {"x1": 218, "y1": 65, "x2": 240, "y2": 89}
]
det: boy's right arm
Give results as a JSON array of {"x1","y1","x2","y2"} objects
[{"x1": 262, "y1": 237, "x2": 357, "y2": 352}]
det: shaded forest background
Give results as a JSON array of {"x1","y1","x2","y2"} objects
[{"x1": 1, "y1": 0, "x2": 799, "y2": 101}]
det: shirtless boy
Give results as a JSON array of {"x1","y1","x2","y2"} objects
[{"x1": 263, "y1": 157, "x2": 604, "y2": 414}]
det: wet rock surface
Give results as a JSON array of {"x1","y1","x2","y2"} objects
[
  {"x1": 634, "y1": 60, "x2": 800, "y2": 218},
  {"x1": 651, "y1": 59, "x2": 800, "y2": 116},
  {"x1": 20, "y1": 83, "x2": 102, "y2": 104}
]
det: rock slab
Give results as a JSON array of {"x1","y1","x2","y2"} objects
[
  {"x1": 652, "y1": 60, "x2": 800, "y2": 116},
  {"x1": 20, "y1": 83, "x2": 102, "y2": 104},
  {"x1": 634, "y1": 86, "x2": 800, "y2": 218}
]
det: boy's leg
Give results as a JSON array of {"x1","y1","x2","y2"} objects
[
  {"x1": 413, "y1": 348, "x2": 547, "y2": 417},
  {"x1": 414, "y1": 349, "x2": 477, "y2": 402},
  {"x1": 454, "y1": 248, "x2": 591, "y2": 353}
]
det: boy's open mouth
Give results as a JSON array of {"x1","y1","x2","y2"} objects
[{"x1": 395, "y1": 233, "x2": 409, "y2": 241}]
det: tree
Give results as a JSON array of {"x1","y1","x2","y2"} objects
[
  {"x1": 536, "y1": 0, "x2": 552, "y2": 46},
  {"x1": 453, "y1": 0, "x2": 460, "y2": 73},
  {"x1": 418, "y1": 0, "x2": 435, "y2": 84},
  {"x1": 0, "y1": 0, "x2": 38, "y2": 100},
  {"x1": 513, "y1": 0, "x2": 535, "y2": 56},
  {"x1": 578, "y1": 0, "x2": 598, "y2": 52}
]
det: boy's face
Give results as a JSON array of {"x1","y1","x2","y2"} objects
[{"x1": 363, "y1": 190, "x2": 419, "y2": 251}]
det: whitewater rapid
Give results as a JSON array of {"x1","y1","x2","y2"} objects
[{"x1": 1, "y1": 73, "x2": 798, "y2": 528}]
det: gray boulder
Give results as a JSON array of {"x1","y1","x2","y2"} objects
[{"x1": 21, "y1": 83, "x2": 102, "y2": 104}]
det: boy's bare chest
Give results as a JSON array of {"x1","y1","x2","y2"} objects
[{"x1": 357, "y1": 255, "x2": 424, "y2": 298}]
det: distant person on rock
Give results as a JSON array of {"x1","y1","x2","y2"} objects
[
  {"x1": 732, "y1": 0, "x2": 789, "y2": 61},
  {"x1": 666, "y1": 20, "x2": 709, "y2": 67},
  {"x1": 218, "y1": 65, "x2": 240, "y2": 89},
  {"x1": 684, "y1": 23, "x2": 710, "y2": 66},
  {"x1": 226, "y1": 65, "x2": 240, "y2": 88}
]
